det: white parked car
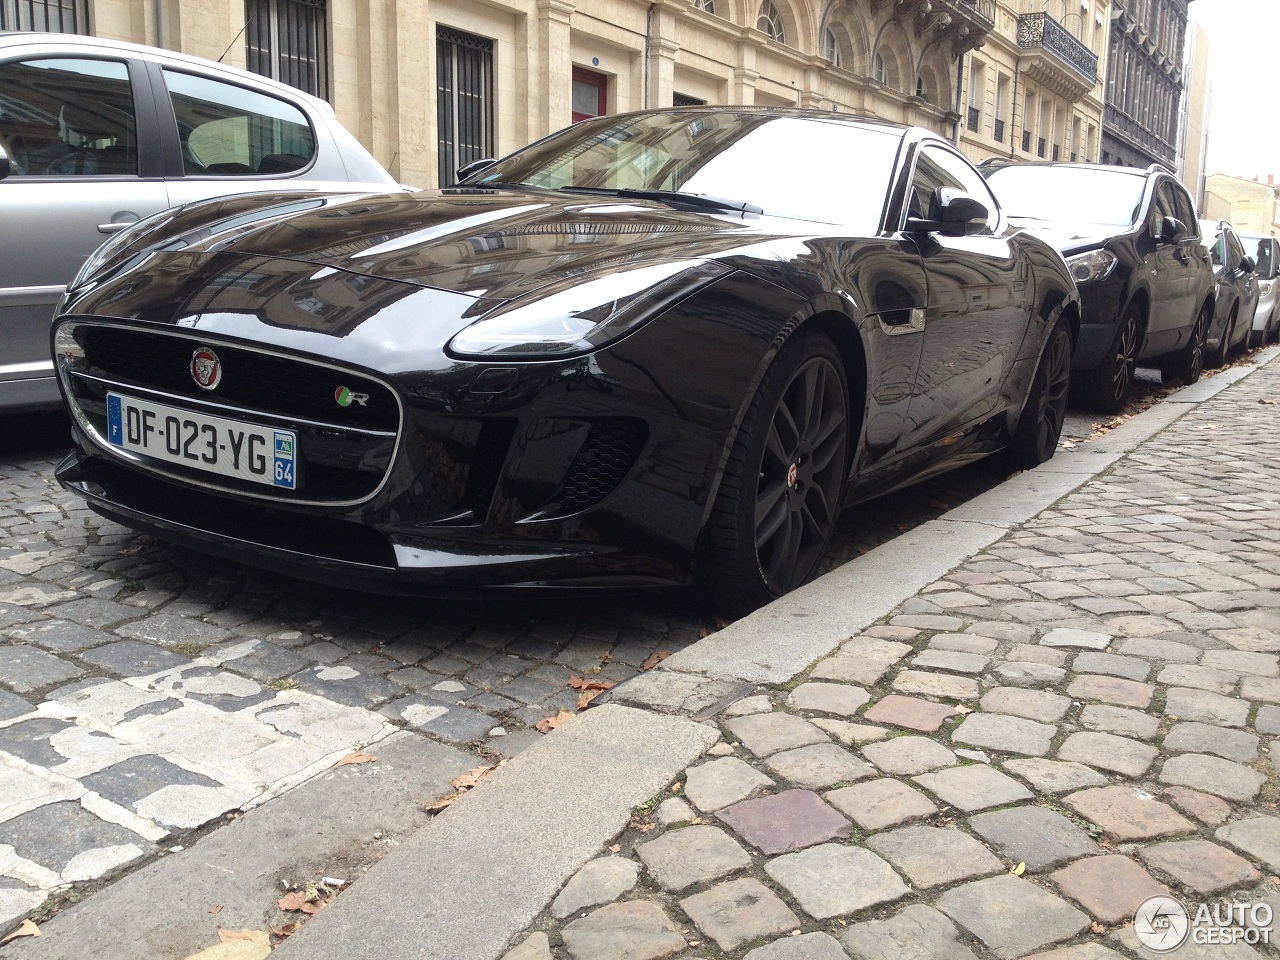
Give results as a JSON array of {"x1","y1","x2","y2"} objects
[
  {"x1": 1237, "y1": 232, "x2": 1280, "y2": 347},
  {"x1": 0, "y1": 33, "x2": 397, "y2": 414}
]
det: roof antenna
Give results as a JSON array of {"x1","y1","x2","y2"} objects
[{"x1": 218, "y1": 24, "x2": 247, "y2": 64}]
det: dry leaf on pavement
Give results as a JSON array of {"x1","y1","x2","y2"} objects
[
  {"x1": 1, "y1": 920, "x2": 40, "y2": 944},
  {"x1": 451, "y1": 763, "x2": 503, "y2": 791},
  {"x1": 641, "y1": 649, "x2": 672, "y2": 671},
  {"x1": 208, "y1": 904, "x2": 223, "y2": 915},
  {"x1": 334, "y1": 751, "x2": 377, "y2": 767},
  {"x1": 424, "y1": 793, "x2": 460, "y2": 813},
  {"x1": 270, "y1": 922, "x2": 299, "y2": 939},
  {"x1": 180, "y1": 929, "x2": 271, "y2": 960},
  {"x1": 1011, "y1": 862, "x2": 1026, "y2": 876},
  {"x1": 536, "y1": 709, "x2": 575, "y2": 733}
]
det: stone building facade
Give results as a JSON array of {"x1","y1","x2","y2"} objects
[
  {"x1": 1099, "y1": 0, "x2": 1191, "y2": 169},
  {"x1": 9, "y1": 0, "x2": 1004, "y2": 188},
  {"x1": 1175, "y1": 20, "x2": 1209, "y2": 209},
  {"x1": 955, "y1": 0, "x2": 1110, "y2": 167},
  {"x1": 1203, "y1": 173, "x2": 1278, "y2": 235}
]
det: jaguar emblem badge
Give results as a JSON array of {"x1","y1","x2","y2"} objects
[{"x1": 191, "y1": 347, "x2": 222, "y2": 391}]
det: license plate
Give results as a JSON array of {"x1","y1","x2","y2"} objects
[{"x1": 106, "y1": 392, "x2": 297, "y2": 490}]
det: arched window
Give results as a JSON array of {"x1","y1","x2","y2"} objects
[
  {"x1": 873, "y1": 51, "x2": 887, "y2": 84},
  {"x1": 757, "y1": 0, "x2": 785, "y2": 43},
  {"x1": 823, "y1": 27, "x2": 842, "y2": 67},
  {"x1": 693, "y1": 0, "x2": 715, "y2": 13}
]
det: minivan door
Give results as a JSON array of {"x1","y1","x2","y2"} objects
[{"x1": 0, "y1": 54, "x2": 169, "y2": 410}]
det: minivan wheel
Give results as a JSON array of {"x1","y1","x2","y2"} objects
[
  {"x1": 1075, "y1": 304, "x2": 1140, "y2": 414},
  {"x1": 1160, "y1": 303, "x2": 1209, "y2": 385}
]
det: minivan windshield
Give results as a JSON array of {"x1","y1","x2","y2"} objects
[
  {"x1": 986, "y1": 166, "x2": 1147, "y2": 227},
  {"x1": 466, "y1": 112, "x2": 904, "y2": 231}
]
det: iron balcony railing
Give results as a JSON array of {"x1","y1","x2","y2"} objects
[
  {"x1": 967, "y1": 107, "x2": 980, "y2": 132},
  {"x1": 1037, "y1": 137, "x2": 1046, "y2": 158},
  {"x1": 950, "y1": 0, "x2": 997, "y2": 28},
  {"x1": 994, "y1": 118, "x2": 1005, "y2": 143},
  {"x1": 1022, "y1": 130, "x2": 1032, "y2": 152},
  {"x1": 1017, "y1": 11, "x2": 1099, "y2": 84}
]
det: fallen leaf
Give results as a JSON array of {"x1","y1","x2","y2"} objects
[
  {"x1": 1260, "y1": 399, "x2": 1277, "y2": 405},
  {"x1": 596, "y1": 651, "x2": 614, "y2": 665},
  {"x1": 219, "y1": 930, "x2": 271, "y2": 944},
  {"x1": 270, "y1": 922, "x2": 299, "y2": 939},
  {"x1": 578, "y1": 686, "x2": 613, "y2": 710},
  {"x1": 1091, "y1": 921, "x2": 1106, "y2": 935},
  {"x1": 535, "y1": 710, "x2": 575, "y2": 733},
  {"x1": 567, "y1": 676, "x2": 615, "y2": 693},
  {"x1": 277, "y1": 891, "x2": 310, "y2": 912},
  {"x1": 927, "y1": 499, "x2": 951, "y2": 511},
  {"x1": 641, "y1": 649, "x2": 673, "y2": 671},
  {"x1": 1, "y1": 920, "x2": 40, "y2": 944},
  {"x1": 334, "y1": 751, "x2": 376, "y2": 767},
  {"x1": 424, "y1": 792, "x2": 461, "y2": 813},
  {"x1": 208, "y1": 904, "x2": 224, "y2": 915},
  {"x1": 608, "y1": 844, "x2": 621, "y2": 853},
  {"x1": 451, "y1": 764, "x2": 499, "y2": 791},
  {"x1": 1011, "y1": 862, "x2": 1026, "y2": 876},
  {"x1": 954, "y1": 705, "x2": 973, "y2": 714},
  {"x1": 118, "y1": 545, "x2": 144, "y2": 556}
]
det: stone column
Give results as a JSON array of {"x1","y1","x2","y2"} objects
[
  {"x1": 645, "y1": 3, "x2": 681, "y2": 109},
  {"x1": 535, "y1": 0, "x2": 575, "y2": 139}
]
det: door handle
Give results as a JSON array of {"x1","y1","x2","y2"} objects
[{"x1": 98, "y1": 213, "x2": 141, "y2": 235}]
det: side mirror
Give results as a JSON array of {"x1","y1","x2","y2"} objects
[
  {"x1": 906, "y1": 187, "x2": 990, "y2": 237},
  {"x1": 454, "y1": 157, "x2": 497, "y2": 184},
  {"x1": 0, "y1": 142, "x2": 10, "y2": 181},
  {"x1": 1240, "y1": 255, "x2": 1257, "y2": 274},
  {"x1": 1159, "y1": 217, "x2": 1187, "y2": 243}
]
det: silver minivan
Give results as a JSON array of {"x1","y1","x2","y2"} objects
[{"x1": 0, "y1": 33, "x2": 397, "y2": 413}]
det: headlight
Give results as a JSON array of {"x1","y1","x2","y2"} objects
[
  {"x1": 1065, "y1": 249, "x2": 1118, "y2": 285},
  {"x1": 448, "y1": 261, "x2": 731, "y2": 359},
  {"x1": 1261, "y1": 280, "x2": 1273, "y2": 297},
  {"x1": 69, "y1": 208, "x2": 175, "y2": 292},
  {"x1": 53, "y1": 323, "x2": 87, "y2": 375}
]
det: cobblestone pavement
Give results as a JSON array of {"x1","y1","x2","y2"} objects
[
  {"x1": 0, "y1": 361, "x2": 1238, "y2": 935},
  {"x1": 496, "y1": 359, "x2": 1280, "y2": 959}
]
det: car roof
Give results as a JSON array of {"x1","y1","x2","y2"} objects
[
  {"x1": 0, "y1": 31, "x2": 331, "y2": 112},
  {"x1": 984, "y1": 160, "x2": 1151, "y2": 178}
]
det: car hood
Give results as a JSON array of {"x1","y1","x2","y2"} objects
[
  {"x1": 111, "y1": 188, "x2": 782, "y2": 304},
  {"x1": 1007, "y1": 218, "x2": 1126, "y2": 256}
]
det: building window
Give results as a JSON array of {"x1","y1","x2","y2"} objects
[
  {"x1": 823, "y1": 28, "x2": 841, "y2": 67},
  {"x1": 437, "y1": 27, "x2": 494, "y2": 187},
  {"x1": 873, "y1": 52, "x2": 887, "y2": 84},
  {"x1": 967, "y1": 60, "x2": 984, "y2": 133},
  {"x1": 245, "y1": 0, "x2": 329, "y2": 99},
  {"x1": 673, "y1": 92, "x2": 706, "y2": 107},
  {"x1": 757, "y1": 0, "x2": 784, "y2": 43},
  {"x1": 1022, "y1": 130, "x2": 1032, "y2": 153},
  {"x1": 572, "y1": 66, "x2": 608, "y2": 124},
  {"x1": 0, "y1": 0, "x2": 88, "y2": 32},
  {"x1": 692, "y1": 0, "x2": 715, "y2": 11}
]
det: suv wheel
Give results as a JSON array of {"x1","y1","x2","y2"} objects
[
  {"x1": 1075, "y1": 304, "x2": 1141, "y2": 414},
  {"x1": 1207, "y1": 306, "x2": 1237, "y2": 369},
  {"x1": 1160, "y1": 302, "x2": 1209, "y2": 386}
]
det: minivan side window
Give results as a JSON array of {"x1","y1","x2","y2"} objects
[
  {"x1": 0, "y1": 58, "x2": 138, "y2": 177},
  {"x1": 161, "y1": 69, "x2": 315, "y2": 177}
]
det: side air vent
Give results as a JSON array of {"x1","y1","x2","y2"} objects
[{"x1": 557, "y1": 418, "x2": 648, "y2": 510}]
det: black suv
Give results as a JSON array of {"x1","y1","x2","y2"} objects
[{"x1": 983, "y1": 162, "x2": 1216, "y2": 413}]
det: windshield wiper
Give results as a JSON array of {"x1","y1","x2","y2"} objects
[{"x1": 559, "y1": 186, "x2": 763, "y2": 216}]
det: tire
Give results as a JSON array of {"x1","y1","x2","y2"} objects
[
  {"x1": 1206, "y1": 305, "x2": 1236, "y2": 369},
  {"x1": 1249, "y1": 327, "x2": 1263, "y2": 349},
  {"x1": 1160, "y1": 302, "x2": 1209, "y2": 386},
  {"x1": 1006, "y1": 317, "x2": 1072, "y2": 470},
  {"x1": 1269, "y1": 309, "x2": 1280, "y2": 345},
  {"x1": 1073, "y1": 303, "x2": 1141, "y2": 414},
  {"x1": 699, "y1": 329, "x2": 850, "y2": 616}
]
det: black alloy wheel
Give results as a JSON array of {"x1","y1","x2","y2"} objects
[
  {"x1": 1161, "y1": 303, "x2": 1209, "y2": 386},
  {"x1": 1207, "y1": 306, "x2": 1237, "y2": 369},
  {"x1": 1008, "y1": 318, "x2": 1072, "y2": 470},
  {"x1": 1076, "y1": 304, "x2": 1141, "y2": 414},
  {"x1": 700, "y1": 329, "x2": 850, "y2": 615}
]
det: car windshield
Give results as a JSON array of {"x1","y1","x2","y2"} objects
[
  {"x1": 467, "y1": 112, "x2": 904, "y2": 231},
  {"x1": 986, "y1": 166, "x2": 1147, "y2": 227}
]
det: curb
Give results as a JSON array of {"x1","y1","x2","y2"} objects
[{"x1": 614, "y1": 347, "x2": 1280, "y2": 707}]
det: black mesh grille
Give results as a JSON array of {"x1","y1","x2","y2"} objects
[
  {"x1": 79, "y1": 326, "x2": 398, "y2": 431},
  {"x1": 558, "y1": 418, "x2": 647, "y2": 510}
]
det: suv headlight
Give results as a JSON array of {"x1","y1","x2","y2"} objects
[
  {"x1": 448, "y1": 261, "x2": 731, "y2": 359},
  {"x1": 1065, "y1": 249, "x2": 1119, "y2": 285}
]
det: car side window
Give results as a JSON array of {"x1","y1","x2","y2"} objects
[
  {"x1": 0, "y1": 57, "x2": 138, "y2": 178},
  {"x1": 1149, "y1": 181, "x2": 1177, "y2": 239},
  {"x1": 1226, "y1": 230, "x2": 1246, "y2": 269},
  {"x1": 1256, "y1": 239, "x2": 1276, "y2": 279},
  {"x1": 909, "y1": 145, "x2": 998, "y2": 234},
  {"x1": 1208, "y1": 232, "x2": 1226, "y2": 267},
  {"x1": 161, "y1": 69, "x2": 315, "y2": 177},
  {"x1": 1171, "y1": 185, "x2": 1198, "y2": 238}
]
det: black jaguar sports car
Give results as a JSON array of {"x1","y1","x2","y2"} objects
[{"x1": 52, "y1": 109, "x2": 1079, "y2": 613}]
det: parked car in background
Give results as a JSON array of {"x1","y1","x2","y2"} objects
[
  {"x1": 1199, "y1": 219, "x2": 1261, "y2": 367},
  {"x1": 51, "y1": 110, "x2": 1079, "y2": 613},
  {"x1": 983, "y1": 161, "x2": 1215, "y2": 413},
  {"x1": 1237, "y1": 231, "x2": 1279, "y2": 347},
  {"x1": 0, "y1": 33, "x2": 397, "y2": 415}
]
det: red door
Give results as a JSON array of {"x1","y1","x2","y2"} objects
[{"x1": 572, "y1": 67, "x2": 607, "y2": 123}]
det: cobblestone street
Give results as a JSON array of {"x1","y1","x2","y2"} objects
[{"x1": 495, "y1": 356, "x2": 1280, "y2": 959}]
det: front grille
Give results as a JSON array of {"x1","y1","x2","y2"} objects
[
  {"x1": 80, "y1": 325, "x2": 397, "y2": 431},
  {"x1": 63, "y1": 321, "x2": 401, "y2": 505},
  {"x1": 558, "y1": 418, "x2": 647, "y2": 510}
]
